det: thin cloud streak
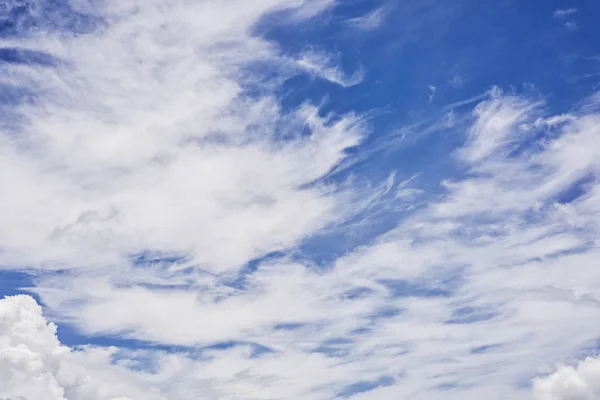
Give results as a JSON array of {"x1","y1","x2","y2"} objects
[{"x1": 346, "y1": 7, "x2": 387, "y2": 31}]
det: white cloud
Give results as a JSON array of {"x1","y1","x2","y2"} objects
[
  {"x1": 347, "y1": 7, "x2": 387, "y2": 31},
  {"x1": 521, "y1": 114, "x2": 576, "y2": 131},
  {"x1": 0, "y1": 295, "x2": 159, "y2": 400},
  {"x1": 553, "y1": 8, "x2": 578, "y2": 18},
  {"x1": 0, "y1": 0, "x2": 363, "y2": 273},
  {"x1": 292, "y1": 49, "x2": 364, "y2": 87},
  {"x1": 25, "y1": 89, "x2": 600, "y2": 400},
  {"x1": 533, "y1": 357, "x2": 600, "y2": 400},
  {"x1": 3, "y1": 1, "x2": 600, "y2": 399},
  {"x1": 457, "y1": 90, "x2": 542, "y2": 164},
  {"x1": 428, "y1": 85, "x2": 437, "y2": 102},
  {"x1": 552, "y1": 8, "x2": 578, "y2": 31}
]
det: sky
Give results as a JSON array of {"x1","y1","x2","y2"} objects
[{"x1": 1, "y1": 0, "x2": 600, "y2": 399}]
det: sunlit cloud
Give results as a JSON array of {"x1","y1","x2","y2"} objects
[{"x1": 2, "y1": 1, "x2": 600, "y2": 399}]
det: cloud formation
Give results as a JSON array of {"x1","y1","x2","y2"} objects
[
  {"x1": 553, "y1": 8, "x2": 578, "y2": 18},
  {"x1": 2, "y1": 1, "x2": 600, "y2": 399},
  {"x1": 0, "y1": 0, "x2": 360, "y2": 273},
  {"x1": 25, "y1": 88, "x2": 600, "y2": 399},
  {"x1": 346, "y1": 7, "x2": 387, "y2": 31},
  {"x1": 0, "y1": 295, "x2": 158, "y2": 400},
  {"x1": 534, "y1": 357, "x2": 600, "y2": 400}
]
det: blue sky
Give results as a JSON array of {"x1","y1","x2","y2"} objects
[{"x1": 1, "y1": 0, "x2": 600, "y2": 399}]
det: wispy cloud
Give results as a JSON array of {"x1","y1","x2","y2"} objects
[
  {"x1": 23, "y1": 88, "x2": 600, "y2": 399},
  {"x1": 449, "y1": 74, "x2": 464, "y2": 88},
  {"x1": 347, "y1": 7, "x2": 387, "y2": 31},
  {"x1": 292, "y1": 49, "x2": 364, "y2": 87},
  {"x1": 552, "y1": 8, "x2": 578, "y2": 31},
  {"x1": 553, "y1": 8, "x2": 578, "y2": 18},
  {"x1": 2, "y1": 1, "x2": 600, "y2": 399},
  {"x1": 457, "y1": 88, "x2": 542, "y2": 164},
  {"x1": 427, "y1": 84, "x2": 437, "y2": 102},
  {"x1": 0, "y1": 0, "x2": 361, "y2": 273},
  {"x1": 564, "y1": 20, "x2": 578, "y2": 31}
]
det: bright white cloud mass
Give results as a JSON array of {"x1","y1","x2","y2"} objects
[{"x1": 1, "y1": 0, "x2": 600, "y2": 399}]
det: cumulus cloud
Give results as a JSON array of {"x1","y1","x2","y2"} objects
[
  {"x1": 0, "y1": 295, "x2": 158, "y2": 400},
  {"x1": 533, "y1": 357, "x2": 600, "y2": 400}
]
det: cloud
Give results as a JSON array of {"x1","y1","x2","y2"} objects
[
  {"x1": 3, "y1": 1, "x2": 600, "y2": 399},
  {"x1": 0, "y1": 295, "x2": 66, "y2": 400},
  {"x1": 533, "y1": 357, "x2": 600, "y2": 400},
  {"x1": 456, "y1": 88, "x2": 542, "y2": 164},
  {"x1": 553, "y1": 8, "x2": 578, "y2": 18},
  {"x1": 292, "y1": 49, "x2": 364, "y2": 86},
  {"x1": 0, "y1": 295, "x2": 159, "y2": 400},
  {"x1": 449, "y1": 74, "x2": 464, "y2": 88},
  {"x1": 25, "y1": 89, "x2": 600, "y2": 399},
  {"x1": 0, "y1": 0, "x2": 362, "y2": 273},
  {"x1": 552, "y1": 7, "x2": 578, "y2": 31},
  {"x1": 427, "y1": 85, "x2": 437, "y2": 102},
  {"x1": 346, "y1": 7, "x2": 387, "y2": 31},
  {"x1": 565, "y1": 21, "x2": 578, "y2": 31}
]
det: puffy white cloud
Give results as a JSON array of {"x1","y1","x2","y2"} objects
[
  {"x1": 533, "y1": 357, "x2": 600, "y2": 400},
  {"x1": 0, "y1": 295, "x2": 158, "y2": 400},
  {"x1": 0, "y1": 296, "x2": 66, "y2": 399}
]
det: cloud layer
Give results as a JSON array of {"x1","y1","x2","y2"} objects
[
  {"x1": 2, "y1": 1, "x2": 600, "y2": 399},
  {"x1": 0, "y1": 0, "x2": 361, "y2": 273}
]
